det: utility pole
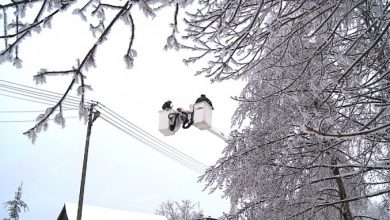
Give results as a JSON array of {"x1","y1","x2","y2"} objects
[{"x1": 77, "y1": 104, "x2": 99, "y2": 220}]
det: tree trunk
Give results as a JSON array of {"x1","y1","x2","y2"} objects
[{"x1": 331, "y1": 159, "x2": 353, "y2": 220}]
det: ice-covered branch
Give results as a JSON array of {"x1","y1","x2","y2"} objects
[
  {"x1": 23, "y1": 1, "x2": 132, "y2": 142},
  {"x1": 23, "y1": 78, "x2": 77, "y2": 143},
  {"x1": 0, "y1": 0, "x2": 41, "y2": 9},
  {"x1": 278, "y1": 162, "x2": 390, "y2": 171},
  {"x1": 305, "y1": 122, "x2": 390, "y2": 139},
  {"x1": 0, "y1": 8, "x2": 61, "y2": 60},
  {"x1": 317, "y1": 188, "x2": 390, "y2": 207},
  {"x1": 123, "y1": 6, "x2": 136, "y2": 69}
]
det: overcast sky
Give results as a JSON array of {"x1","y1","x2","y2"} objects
[{"x1": 0, "y1": 3, "x2": 244, "y2": 219}]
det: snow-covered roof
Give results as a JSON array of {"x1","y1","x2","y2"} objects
[{"x1": 58, "y1": 203, "x2": 168, "y2": 220}]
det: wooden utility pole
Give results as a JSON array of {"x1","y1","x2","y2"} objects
[{"x1": 77, "y1": 105, "x2": 99, "y2": 220}]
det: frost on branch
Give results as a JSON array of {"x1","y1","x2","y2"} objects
[
  {"x1": 79, "y1": 104, "x2": 88, "y2": 122},
  {"x1": 12, "y1": 56, "x2": 22, "y2": 68},
  {"x1": 33, "y1": 69, "x2": 47, "y2": 84},
  {"x1": 164, "y1": 35, "x2": 180, "y2": 51},
  {"x1": 23, "y1": 107, "x2": 52, "y2": 143},
  {"x1": 54, "y1": 112, "x2": 65, "y2": 128},
  {"x1": 77, "y1": 84, "x2": 92, "y2": 96},
  {"x1": 0, "y1": 0, "x2": 197, "y2": 145},
  {"x1": 192, "y1": 0, "x2": 390, "y2": 219},
  {"x1": 24, "y1": 128, "x2": 38, "y2": 144},
  {"x1": 137, "y1": 0, "x2": 157, "y2": 18},
  {"x1": 0, "y1": 0, "x2": 66, "y2": 68},
  {"x1": 124, "y1": 49, "x2": 137, "y2": 69}
]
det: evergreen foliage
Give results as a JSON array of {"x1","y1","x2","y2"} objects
[{"x1": 3, "y1": 183, "x2": 29, "y2": 220}]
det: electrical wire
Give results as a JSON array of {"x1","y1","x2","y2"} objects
[
  {"x1": 0, "y1": 92, "x2": 57, "y2": 106},
  {"x1": 0, "y1": 116, "x2": 78, "y2": 123},
  {"x1": 0, "y1": 108, "x2": 78, "y2": 113},
  {"x1": 0, "y1": 79, "x2": 94, "y2": 109},
  {"x1": 0, "y1": 80, "x2": 208, "y2": 173},
  {"x1": 0, "y1": 88, "x2": 80, "y2": 108},
  {"x1": 98, "y1": 109, "x2": 207, "y2": 172},
  {"x1": 0, "y1": 83, "x2": 83, "y2": 107},
  {"x1": 97, "y1": 104, "x2": 208, "y2": 171},
  {"x1": 100, "y1": 114, "x2": 206, "y2": 173},
  {"x1": 0, "y1": 79, "x2": 82, "y2": 102},
  {"x1": 0, "y1": 83, "x2": 80, "y2": 105}
]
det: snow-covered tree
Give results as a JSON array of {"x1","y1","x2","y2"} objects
[
  {"x1": 186, "y1": 0, "x2": 390, "y2": 219},
  {"x1": 155, "y1": 200, "x2": 203, "y2": 220},
  {"x1": 3, "y1": 183, "x2": 29, "y2": 220}
]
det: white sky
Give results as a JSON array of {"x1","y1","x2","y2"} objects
[{"x1": 0, "y1": 3, "x2": 244, "y2": 220}]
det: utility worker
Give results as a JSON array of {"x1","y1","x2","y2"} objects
[
  {"x1": 176, "y1": 108, "x2": 188, "y2": 123},
  {"x1": 162, "y1": 100, "x2": 172, "y2": 110},
  {"x1": 195, "y1": 94, "x2": 214, "y2": 109},
  {"x1": 177, "y1": 107, "x2": 193, "y2": 129}
]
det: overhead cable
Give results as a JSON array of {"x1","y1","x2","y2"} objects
[
  {"x1": 0, "y1": 108, "x2": 78, "y2": 113},
  {"x1": 0, "y1": 116, "x2": 78, "y2": 123},
  {"x1": 97, "y1": 104, "x2": 208, "y2": 171},
  {"x1": 100, "y1": 114, "x2": 205, "y2": 173},
  {"x1": 0, "y1": 80, "x2": 208, "y2": 173}
]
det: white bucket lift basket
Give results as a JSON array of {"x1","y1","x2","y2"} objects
[
  {"x1": 193, "y1": 101, "x2": 212, "y2": 130},
  {"x1": 158, "y1": 109, "x2": 180, "y2": 136}
]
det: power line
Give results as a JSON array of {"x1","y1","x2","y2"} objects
[
  {"x1": 97, "y1": 104, "x2": 208, "y2": 171},
  {"x1": 0, "y1": 79, "x2": 82, "y2": 102},
  {"x1": 98, "y1": 108, "x2": 207, "y2": 172},
  {"x1": 0, "y1": 84, "x2": 82, "y2": 107},
  {"x1": 0, "y1": 108, "x2": 78, "y2": 113},
  {"x1": 0, "y1": 80, "x2": 93, "y2": 109},
  {"x1": 0, "y1": 88, "x2": 80, "y2": 108},
  {"x1": 0, "y1": 92, "x2": 57, "y2": 106},
  {"x1": 0, "y1": 116, "x2": 78, "y2": 123},
  {"x1": 100, "y1": 114, "x2": 205, "y2": 173},
  {"x1": 0, "y1": 80, "x2": 208, "y2": 173},
  {"x1": 0, "y1": 83, "x2": 80, "y2": 105}
]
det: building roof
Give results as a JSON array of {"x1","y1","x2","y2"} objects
[{"x1": 57, "y1": 203, "x2": 168, "y2": 220}]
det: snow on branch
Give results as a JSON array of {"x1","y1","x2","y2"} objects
[
  {"x1": 316, "y1": 188, "x2": 390, "y2": 207},
  {"x1": 23, "y1": 77, "x2": 76, "y2": 143},
  {"x1": 1, "y1": 0, "x2": 196, "y2": 144},
  {"x1": 304, "y1": 122, "x2": 390, "y2": 139}
]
